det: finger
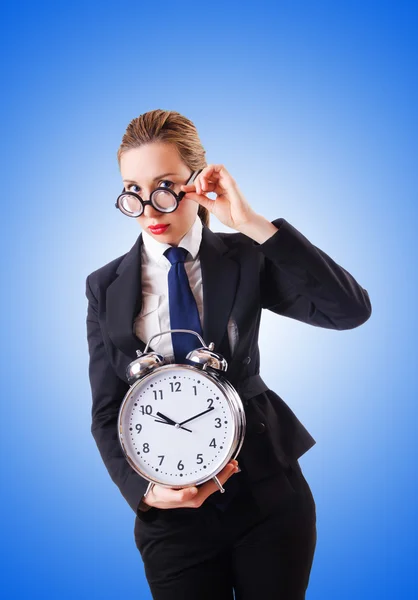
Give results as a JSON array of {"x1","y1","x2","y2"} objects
[
  {"x1": 196, "y1": 462, "x2": 239, "y2": 501},
  {"x1": 201, "y1": 164, "x2": 235, "y2": 190},
  {"x1": 158, "y1": 484, "x2": 199, "y2": 504},
  {"x1": 198, "y1": 166, "x2": 222, "y2": 194},
  {"x1": 181, "y1": 461, "x2": 238, "y2": 498},
  {"x1": 216, "y1": 462, "x2": 240, "y2": 485},
  {"x1": 187, "y1": 461, "x2": 238, "y2": 497},
  {"x1": 199, "y1": 179, "x2": 216, "y2": 193},
  {"x1": 183, "y1": 179, "x2": 216, "y2": 196},
  {"x1": 183, "y1": 164, "x2": 232, "y2": 195},
  {"x1": 181, "y1": 181, "x2": 216, "y2": 194},
  {"x1": 180, "y1": 190, "x2": 216, "y2": 213},
  {"x1": 199, "y1": 173, "x2": 217, "y2": 192}
]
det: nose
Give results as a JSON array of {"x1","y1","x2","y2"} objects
[{"x1": 142, "y1": 201, "x2": 161, "y2": 218}]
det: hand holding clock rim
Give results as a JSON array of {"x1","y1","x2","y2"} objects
[{"x1": 140, "y1": 460, "x2": 240, "y2": 511}]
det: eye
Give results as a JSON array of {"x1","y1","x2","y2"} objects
[
  {"x1": 159, "y1": 180, "x2": 174, "y2": 188},
  {"x1": 126, "y1": 181, "x2": 174, "y2": 193}
]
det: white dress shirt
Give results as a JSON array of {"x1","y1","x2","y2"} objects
[{"x1": 133, "y1": 215, "x2": 238, "y2": 363}]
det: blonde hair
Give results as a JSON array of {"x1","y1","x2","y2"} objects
[{"x1": 117, "y1": 109, "x2": 210, "y2": 228}]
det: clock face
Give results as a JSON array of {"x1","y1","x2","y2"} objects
[{"x1": 119, "y1": 365, "x2": 238, "y2": 487}]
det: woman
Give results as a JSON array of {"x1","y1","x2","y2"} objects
[{"x1": 85, "y1": 109, "x2": 372, "y2": 599}]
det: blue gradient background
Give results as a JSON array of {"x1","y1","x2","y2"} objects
[{"x1": 1, "y1": 1, "x2": 416, "y2": 598}]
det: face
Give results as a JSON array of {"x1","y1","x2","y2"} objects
[{"x1": 119, "y1": 142, "x2": 199, "y2": 247}]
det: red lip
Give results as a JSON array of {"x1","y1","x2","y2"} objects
[{"x1": 148, "y1": 224, "x2": 170, "y2": 233}]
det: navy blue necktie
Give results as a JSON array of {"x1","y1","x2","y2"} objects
[{"x1": 164, "y1": 246, "x2": 203, "y2": 364}]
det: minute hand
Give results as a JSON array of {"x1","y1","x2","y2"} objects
[{"x1": 178, "y1": 407, "x2": 215, "y2": 427}]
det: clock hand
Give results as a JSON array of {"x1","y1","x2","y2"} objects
[
  {"x1": 178, "y1": 406, "x2": 215, "y2": 427},
  {"x1": 155, "y1": 411, "x2": 192, "y2": 433},
  {"x1": 141, "y1": 411, "x2": 190, "y2": 430},
  {"x1": 153, "y1": 420, "x2": 192, "y2": 433},
  {"x1": 156, "y1": 411, "x2": 176, "y2": 426}
]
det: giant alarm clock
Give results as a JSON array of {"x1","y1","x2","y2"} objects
[{"x1": 118, "y1": 329, "x2": 246, "y2": 499}]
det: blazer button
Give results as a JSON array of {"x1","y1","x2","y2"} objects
[
  {"x1": 242, "y1": 356, "x2": 251, "y2": 365},
  {"x1": 255, "y1": 421, "x2": 266, "y2": 434}
]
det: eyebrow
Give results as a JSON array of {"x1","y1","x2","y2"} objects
[{"x1": 122, "y1": 172, "x2": 180, "y2": 185}]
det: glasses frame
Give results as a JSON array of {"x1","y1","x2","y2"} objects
[{"x1": 115, "y1": 169, "x2": 203, "y2": 217}]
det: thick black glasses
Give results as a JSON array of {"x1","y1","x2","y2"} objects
[{"x1": 115, "y1": 169, "x2": 203, "y2": 217}]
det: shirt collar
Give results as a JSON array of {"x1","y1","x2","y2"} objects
[{"x1": 141, "y1": 214, "x2": 203, "y2": 265}]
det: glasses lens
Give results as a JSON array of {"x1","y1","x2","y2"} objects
[
  {"x1": 118, "y1": 193, "x2": 143, "y2": 216},
  {"x1": 151, "y1": 190, "x2": 177, "y2": 213}
]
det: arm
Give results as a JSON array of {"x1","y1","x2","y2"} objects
[
  {"x1": 242, "y1": 216, "x2": 372, "y2": 329},
  {"x1": 85, "y1": 275, "x2": 157, "y2": 522}
]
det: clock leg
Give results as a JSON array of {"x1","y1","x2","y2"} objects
[
  {"x1": 143, "y1": 481, "x2": 155, "y2": 498},
  {"x1": 212, "y1": 476, "x2": 226, "y2": 493}
]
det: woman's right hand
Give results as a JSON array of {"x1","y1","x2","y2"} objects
[{"x1": 140, "y1": 460, "x2": 240, "y2": 511}]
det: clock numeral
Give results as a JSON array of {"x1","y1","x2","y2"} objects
[
  {"x1": 158, "y1": 455, "x2": 165, "y2": 466},
  {"x1": 207, "y1": 398, "x2": 214, "y2": 408},
  {"x1": 143, "y1": 443, "x2": 150, "y2": 453},
  {"x1": 153, "y1": 389, "x2": 163, "y2": 400},
  {"x1": 139, "y1": 405, "x2": 153, "y2": 415},
  {"x1": 177, "y1": 459, "x2": 184, "y2": 471},
  {"x1": 214, "y1": 418, "x2": 222, "y2": 428},
  {"x1": 135, "y1": 423, "x2": 142, "y2": 433},
  {"x1": 209, "y1": 438, "x2": 217, "y2": 448},
  {"x1": 170, "y1": 382, "x2": 182, "y2": 392},
  {"x1": 196, "y1": 454, "x2": 203, "y2": 464},
  {"x1": 192, "y1": 386, "x2": 197, "y2": 395}
]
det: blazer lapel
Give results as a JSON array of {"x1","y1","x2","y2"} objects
[
  {"x1": 199, "y1": 224, "x2": 240, "y2": 360},
  {"x1": 106, "y1": 222, "x2": 240, "y2": 362},
  {"x1": 106, "y1": 233, "x2": 146, "y2": 359}
]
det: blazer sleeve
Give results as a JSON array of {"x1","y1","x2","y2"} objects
[
  {"x1": 256, "y1": 218, "x2": 372, "y2": 329},
  {"x1": 85, "y1": 275, "x2": 158, "y2": 522}
]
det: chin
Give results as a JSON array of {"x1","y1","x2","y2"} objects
[{"x1": 152, "y1": 231, "x2": 178, "y2": 245}]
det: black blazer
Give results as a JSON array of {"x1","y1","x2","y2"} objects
[{"x1": 85, "y1": 217, "x2": 371, "y2": 522}]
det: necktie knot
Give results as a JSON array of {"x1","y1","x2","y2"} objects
[{"x1": 164, "y1": 246, "x2": 188, "y2": 265}]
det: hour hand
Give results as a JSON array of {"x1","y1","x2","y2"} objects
[
  {"x1": 156, "y1": 411, "x2": 176, "y2": 426},
  {"x1": 155, "y1": 411, "x2": 192, "y2": 433}
]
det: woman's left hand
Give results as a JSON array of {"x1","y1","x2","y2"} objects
[{"x1": 180, "y1": 164, "x2": 259, "y2": 232}]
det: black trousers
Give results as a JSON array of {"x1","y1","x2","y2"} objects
[{"x1": 134, "y1": 461, "x2": 317, "y2": 600}]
